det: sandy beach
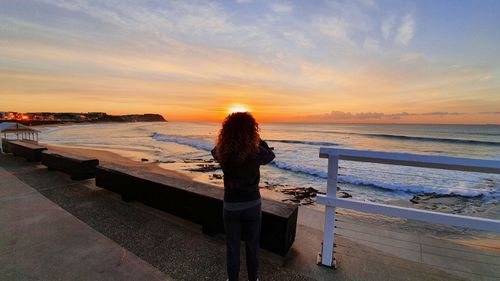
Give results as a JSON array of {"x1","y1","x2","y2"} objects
[
  {"x1": 44, "y1": 144, "x2": 192, "y2": 180},
  {"x1": 43, "y1": 143, "x2": 290, "y2": 203}
]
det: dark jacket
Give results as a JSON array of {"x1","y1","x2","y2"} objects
[{"x1": 211, "y1": 140, "x2": 275, "y2": 202}]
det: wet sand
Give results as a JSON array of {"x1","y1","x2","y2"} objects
[
  {"x1": 44, "y1": 143, "x2": 289, "y2": 202},
  {"x1": 44, "y1": 144, "x2": 192, "y2": 180}
]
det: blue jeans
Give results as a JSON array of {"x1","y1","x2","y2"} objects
[{"x1": 223, "y1": 203, "x2": 261, "y2": 281}]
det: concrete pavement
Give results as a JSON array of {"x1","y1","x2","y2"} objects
[{"x1": 0, "y1": 161, "x2": 171, "y2": 281}]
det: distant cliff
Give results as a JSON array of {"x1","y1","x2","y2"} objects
[
  {"x1": 98, "y1": 114, "x2": 167, "y2": 122},
  {"x1": 1, "y1": 112, "x2": 167, "y2": 126}
]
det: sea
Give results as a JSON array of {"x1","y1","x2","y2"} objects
[{"x1": 38, "y1": 122, "x2": 500, "y2": 219}]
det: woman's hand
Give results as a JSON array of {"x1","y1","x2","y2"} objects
[{"x1": 257, "y1": 140, "x2": 275, "y2": 165}]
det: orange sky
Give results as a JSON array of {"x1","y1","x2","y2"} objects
[{"x1": 1, "y1": 1, "x2": 499, "y2": 124}]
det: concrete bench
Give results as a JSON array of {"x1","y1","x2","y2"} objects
[
  {"x1": 95, "y1": 165, "x2": 298, "y2": 256},
  {"x1": 41, "y1": 150, "x2": 99, "y2": 180},
  {"x1": 6, "y1": 140, "x2": 47, "y2": 162}
]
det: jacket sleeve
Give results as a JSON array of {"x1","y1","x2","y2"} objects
[
  {"x1": 257, "y1": 140, "x2": 275, "y2": 165},
  {"x1": 211, "y1": 147, "x2": 218, "y2": 161}
]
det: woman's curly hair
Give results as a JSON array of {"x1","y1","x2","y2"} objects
[{"x1": 215, "y1": 112, "x2": 260, "y2": 164}]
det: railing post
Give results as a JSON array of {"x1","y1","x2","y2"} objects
[{"x1": 319, "y1": 154, "x2": 339, "y2": 268}]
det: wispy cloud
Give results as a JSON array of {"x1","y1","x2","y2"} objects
[
  {"x1": 283, "y1": 31, "x2": 314, "y2": 48},
  {"x1": 396, "y1": 14, "x2": 415, "y2": 46},
  {"x1": 313, "y1": 17, "x2": 352, "y2": 43},
  {"x1": 381, "y1": 16, "x2": 396, "y2": 39},
  {"x1": 271, "y1": 2, "x2": 293, "y2": 14},
  {"x1": 363, "y1": 38, "x2": 381, "y2": 52},
  {"x1": 35, "y1": 0, "x2": 234, "y2": 35}
]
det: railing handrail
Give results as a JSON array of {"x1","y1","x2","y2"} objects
[
  {"x1": 319, "y1": 147, "x2": 500, "y2": 174},
  {"x1": 316, "y1": 196, "x2": 500, "y2": 232},
  {"x1": 316, "y1": 147, "x2": 500, "y2": 268}
]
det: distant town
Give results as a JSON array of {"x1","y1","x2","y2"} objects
[{"x1": 0, "y1": 112, "x2": 166, "y2": 126}]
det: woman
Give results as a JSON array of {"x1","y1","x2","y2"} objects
[{"x1": 211, "y1": 112, "x2": 275, "y2": 281}]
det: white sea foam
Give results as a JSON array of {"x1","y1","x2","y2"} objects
[
  {"x1": 152, "y1": 133, "x2": 213, "y2": 151},
  {"x1": 337, "y1": 175, "x2": 492, "y2": 197},
  {"x1": 272, "y1": 160, "x2": 328, "y2": 178},
  {"x1": 151, "y1": 133, "x2": 497, "y2": 198},
  {"x1": 272, "y1": 160, "x2": 494, "y2": 197},
  {"x1": 268, "y1": 139, "x2": 339, "y2": 146}
]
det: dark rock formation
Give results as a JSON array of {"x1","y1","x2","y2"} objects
[
  {"x1": 409, "y1": 192, "x2": 483, "y2": 214},
  {"x1": 209, "y1": 174, "x2": 223, "y2": 180},
  {"x1": 338, "y1": 191, "x2": 352, "y2": 198},
  {"x1": 187, "y1": 163, "x2": 220, "y2": 172},
  {"x1": 183, "y1": 158, "x2": 214, "y2": 163},
  {"x1": 277, "y1": 187, "x2": 324, "y2": 206}
]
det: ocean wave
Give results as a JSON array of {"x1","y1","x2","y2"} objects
[
  {"x1": 152, "y1": 134, "x2": 339, "y2": 150},
  {"x1": 151, "y1": 133, "x2": 495, "y2": 198},
  {"x1": 152, "y1": 133, "x2": 213, "y2": 151},
  {"x1": 268, "y1": 139, "x2": 339, "y2": 146},
  {"x1": 272, "y1": 160, "x2": 492, "y2": 197},
  {"x1": 272, "y1": 160, "x2": 328, "y2": 178},
  {"x1": 337, "y1": 175, "x2": 491, "y2": 197},
  {"x1": 366, "y1": 134, "x2": 500, "y2": 146},
  {"x1": 315, "y1": 130, "x2": 500, "y2": 146},
  {"x1": 463, "y1": 132, "x2": 500, "y2": 137}
]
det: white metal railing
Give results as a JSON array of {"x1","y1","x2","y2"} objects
[{"x1": 316, "y1": 148, "x2": 500, "y2": 268}]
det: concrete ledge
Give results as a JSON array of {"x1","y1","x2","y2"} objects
[
  {"x1": 95, "y1": 165, "x2": 298, "y2": 256},
  {"x1": 41, "y1": 150, "x2": 99, "y2": 180},
  {"x1": 5, "y1": 140, "x2": 47, "y2": 162}
]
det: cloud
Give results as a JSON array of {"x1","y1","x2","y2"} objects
[
  {"x1": 35, "y1": 0, "x2": 234, "y2": 35},
  {"x1": 271, "y1": 2, "x2": 293, "y2": 14},
  {"x1": 381, "y1": 16, "x2": 396, "y2": 39},
  {"x1": 313, "y1": 17, "x2": 352, "y2": 43},
  {"x1": 303, "y1": 110, "x2": 463, "y2": 121},
  {"x1": 236, "y1": 0, "x2": 252, "y2": 3},
  {"x1": 283, "y1": 31, "x2": 314, "y2": 48},
  {"x1": 479, "y1": 75, "x2": 491, "y2": 81},
  {"x1": 396, "y1": 14, "x2": 415, "y2": 46},
  {"x1": 363, "y1": 38, "x2": 381, "y2": 52},
  {"x1": 2, "y1": 0, "x2": 499, "y2": 122}
]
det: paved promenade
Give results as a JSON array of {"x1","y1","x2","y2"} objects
[
  {"x1": 0, "y1": 154, "x2": 467, "y2": 281},
  {"x1": 0, "y1": 162, "x2": 171, "y2": 280}
]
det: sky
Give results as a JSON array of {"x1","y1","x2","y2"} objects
[{"x1": 1, "y1": 0, "x2": 499, "y2": 124}]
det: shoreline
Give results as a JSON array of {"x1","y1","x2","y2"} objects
[
  {"x1": 44, "y1": 143, "x2": 500, "y2": 248},
  {"x1": 36, "y1": 122, "x2": 500, "y2": 217},
  {"x1": 44, "y1": 143, "x2": 289, "y2": 203},
  {"x1": 44, "y1": 143, "x2": 192, "y2": 181}
]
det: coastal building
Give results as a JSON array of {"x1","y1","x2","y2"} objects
[{"x1": 0, "y1": 122, "x2": 40, "y2": 153}]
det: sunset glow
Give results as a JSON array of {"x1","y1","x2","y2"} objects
[
  {"x1": 228, "y1": 104, "x2": 250, "y2": 114},
  {"x1": 0, "y1": 1, "x2": 499, "y2": 124}
]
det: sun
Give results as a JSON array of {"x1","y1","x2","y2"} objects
[{"x1": 228, "y1": 104, "x2": 250, "y2": 114}]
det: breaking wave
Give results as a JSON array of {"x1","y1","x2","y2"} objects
[
  {"x1": 152, "y1": 133, "x2": 496, "y2": 198},
  {"x1": 267, "y1": 139, "x2": 339, "y2": 146}
]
